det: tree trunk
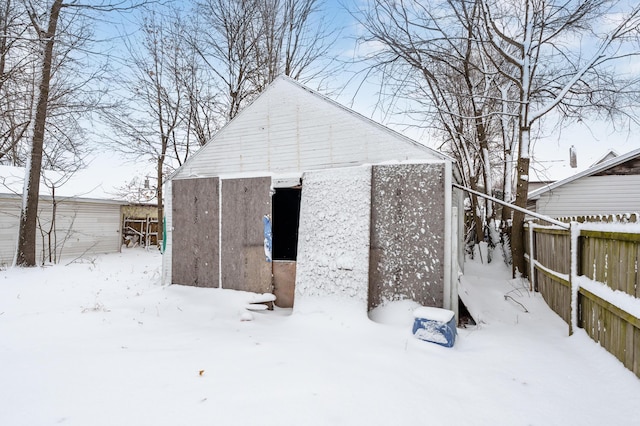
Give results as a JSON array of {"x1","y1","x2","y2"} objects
[
  {"x1": 16, "y1": 0, "x2": 63, "y2": 266},
  {"x1": 469, "y1": 178, "x2": 485, "y2": 245},
  {"x1": 510, "y1": 155, "x2": 530, "y2": 277},
  {"x1": 156, "y1": 156, "x2": 164, "y2": 246}
]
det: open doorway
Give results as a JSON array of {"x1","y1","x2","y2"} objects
[
  {"x1": 271, "y1": 186, "x2": 302, "y2": 309},
  {"x1": 272, "y1": 187, "x2": 302, "y2": 260}
]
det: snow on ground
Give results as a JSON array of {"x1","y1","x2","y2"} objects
[{"x1": 1, "y1": 248, "x2": 638, "y2": 426}]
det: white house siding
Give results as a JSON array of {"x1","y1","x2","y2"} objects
[
  {"x1": 173, "y1": 78, "x2": 444, "y2": 180},
  {"x1": 162, "y1": 180, "x2": 173, "y2": 286},
  {"x1": 0, "y1": 196, "x2": 122, "y2": 266},
  {"x1": 0, "y1": 197, "x2": 21, "y2": 266},
  {"x1": 534, "y1": 175, "x2": 640, "y2": 217}
]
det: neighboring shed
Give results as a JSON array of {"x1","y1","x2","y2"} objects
[
  {"x1": 121, "y1": 203, "x2": 159, "y2": 247},
  {"x1": 528, "y1": 147, "x2": 640, "y2": 217},
  {"x1": 0, "y1": 166, "x2": 124, "y2": 266},
  {"x1": 162, "y1": 76, "x2": 464, "y2": 313}
]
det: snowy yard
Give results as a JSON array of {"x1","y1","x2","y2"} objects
[{"x1": 1, "y1": 248, "x2": 638, "y2": 426}]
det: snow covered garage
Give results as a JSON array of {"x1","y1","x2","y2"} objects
[{"x1": 162, "y1": 76, "x2": 463, "y2": 313}]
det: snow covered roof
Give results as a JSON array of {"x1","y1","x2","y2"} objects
[
  {"x1": 528, "y1": 146, "x2": 640, "y2": 200},
  {"x1": 0, "y1": 165, "x2": 126, "y2": 204}
]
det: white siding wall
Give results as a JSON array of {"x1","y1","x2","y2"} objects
[
  {"x1": 0, "y1": 196, "x2": 122, "y2": 266},
  {"x1": 161, "y1": 181, "x2": 172, "y2": 285},
  {"x1": 174, "y1": 79, "x2": 443, "y2": 179},
  {"x1": 0, "y1": 197, "x2": 21, "y2": 266},
  {"x1": 535, "y1": 175, "x2": 640, "y2": 217}
]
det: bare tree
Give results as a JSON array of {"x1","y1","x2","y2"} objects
[
  {"x1": 15, "y1": 0, "x2": 146, "y2": 266},
  {"x1": 0, "y1": 0, "x2": 37, "y2": 165},
  {"x1": 194, "y1": 0, "x2": 262, "y2": 120},
  {"x1": 16, "y1": 0, "x2": 65, "y2": 266},
  {"x1": 356, "y1": 0, "x2": 640, "y2": 273},
  {"x1": 476, "y1": 0, "x2": 640, "y2": 275},
  {"x1": 104, "y1": 7, "x2": 211, "y2": 246},
  {"x1": 252, "y1": 0, "x2": 337, "y2": 90},
  {"x1": 193, "y1": 0, "x2": 338, "y2": 119},
  {"x1": 354, "y1": 0, "x2": 510, "y2": 249}
]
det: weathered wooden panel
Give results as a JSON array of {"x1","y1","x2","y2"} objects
[
  {"x1": 594, "y1": 156, "x2": 640, "y2": 176},
  {"x1": 534, "y1": 229, "x2": 571, "y2": 276},
  {"x1": 578, "y1": 288, "x2": 640, "y2": 379},
  {"x1": 537, "y1": 268, "x2": 571, "y2": 325},
  {"x1": 369, "y1": 163, "x2": 445, "y2": 310},
  {"x1": 171, "y1": 177, "x2": 219, "y2": 287},
  {"x1": 634, "y1": 326, "x2": 640, "y2": 377},
  {"x1": 220, "y1": 177, "x2": 272, "y2": 293},
  {"x1": 580, "y1": 233, "x2": 640, "y2": 297},
  {"x1": 273, "y1": 260, "x2": 296, "y2": 308}
]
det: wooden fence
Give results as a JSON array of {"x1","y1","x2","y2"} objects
[{"x1": 524, "y1": 215, "x2": 640, "y2": 378}]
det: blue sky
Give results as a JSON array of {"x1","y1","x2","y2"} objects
[{"x1": 89, "y1": 0, "x2": 640, "y2": 189}]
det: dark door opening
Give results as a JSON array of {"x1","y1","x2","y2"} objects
[{"x1": 272, "y1": 187, "x2": 302, "y2": 261}]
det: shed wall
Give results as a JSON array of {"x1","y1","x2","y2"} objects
[
  {"x1": 294, "y1": 166, "x2": 372, "y2": 310},
  {"x1": 369, "y1": 164, "x2": 446, "y2": 309},
  {"x1": 173, "y1": 79, "x2": 443, "y2": 179},
  {"x1": 535, "y1": 175, "x2": 640, "y2": 217}
]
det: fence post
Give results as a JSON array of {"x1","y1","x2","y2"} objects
[
  {"x1": 528, "y1": 220, "x2": 535, "y2": 292},
  {"x1": 569, "y1": 221, "x2": 579, "y2": 336}
]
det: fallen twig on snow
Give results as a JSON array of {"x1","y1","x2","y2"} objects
[{"x1": 504, "y1": 294, "x2": 529, "y2": 313}]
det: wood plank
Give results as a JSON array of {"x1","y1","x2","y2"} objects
[
  {"x1": 608, "y1": 240, "x2": 618, "y2": 291},
  {"x1": 272, "y1": 260, "x2": 296, "y2": 308},
  {"x1": 634, "y1": 327, "x2": 640, "y2": 377},
  {"x1": 629, "y1": 241, "x2": 638, "y2": 296},
  {"x1": 530, "y1": 227, "x2": 569, "y2": 236},
  {"x1": 581, "y1": 229, "x2": 640, "y2": 243},
  {"x1": 637, "y1": 244, "x2": 640, "y2": 298},
  {"x1": 579, "y1": 287, "x2": 640, "y2": 329},
  {"x1": 534, "y1": 264, "x2": 570, "y2": 287}
]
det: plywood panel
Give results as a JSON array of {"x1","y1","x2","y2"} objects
[
  {"x1": 171, "y1": 177, "x2": 219, "y2": 287},
  {"x1": 220, "y1": 177, "x2": 272, "y2": 293},
  {"x1": 273, "y1": 260, "x2": 296, "y2": 308},
  {"x1": 369, "y1": 163, "x2": 446, "y2": 310}
]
